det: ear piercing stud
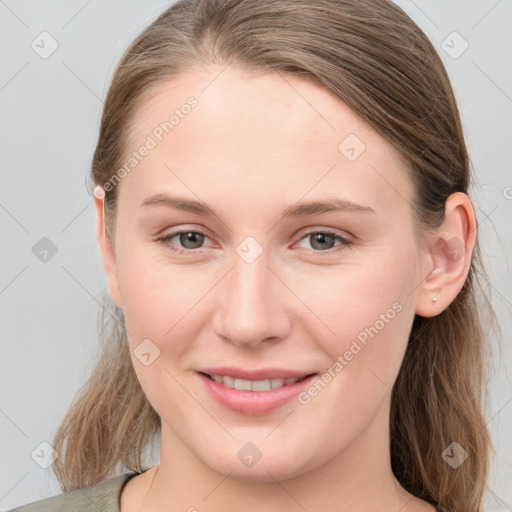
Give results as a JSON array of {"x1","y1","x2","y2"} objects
[{"x1": 432, "y1": 297, "x2": 437, "y2": 304}]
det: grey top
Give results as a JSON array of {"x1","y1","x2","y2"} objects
[
  {"x1": 7, "y1": 473, "x2": 139, "y2": 512},
  {"x1": 7, "y1": 473, "x2": 442, "y2": 511}
]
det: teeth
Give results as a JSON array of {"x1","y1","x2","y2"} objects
[
  {"x1": 223, "y1": 375, "x2": 235, "y2": 388},
  {"x1": 252, "y1": 379, "x2": 272, "y2": 391},
  {"x1": 270, "y1": 378, "x2": 285, "y2": 389},
  {"x1": 235, "y1": 378, "x2": 252, "y2": 391},
  {"x1": 208, "y1": 374, "x2": 302, "y2": 391}
]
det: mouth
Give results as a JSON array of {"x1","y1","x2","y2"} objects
[
  {"x1": 197, "y1": 369, "x2": 319, "y2": 415},
  {"x1": 199, "y1": 372, "x2": 316, "y2": 391}
]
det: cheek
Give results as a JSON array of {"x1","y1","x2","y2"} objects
[
  {"x1": 117, "y1": 254, "x2": 206, "y2": 414},
  {"x1": 291, "y1": 247, "x2": 418, "y2": 380},
  {"x1": 115, "y1": 241, "x2": 198, "y2": 330}
]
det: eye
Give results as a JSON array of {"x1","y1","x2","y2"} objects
[
  {"x1": 157, "y1": 228, "x2": 353, "y2": 255},
  {"x1": 296, "y1": 230, "x2": 353, "y2": 254},
  {"x1": 157, "y1": 229, "x2": 211, "y2": 254}
]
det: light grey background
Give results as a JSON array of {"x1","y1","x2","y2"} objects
[{"x1": 1, "y1": 1, "x2": 511, "y2": 510}]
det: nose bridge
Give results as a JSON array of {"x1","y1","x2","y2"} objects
[{"x1": 213, "y1": 244, "x2": 286, "y2": 348}]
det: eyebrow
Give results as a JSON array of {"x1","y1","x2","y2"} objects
[{"x1": 140, "y1": 194, "x2": 375, "y2": 217}]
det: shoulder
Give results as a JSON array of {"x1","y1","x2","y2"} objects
[{"x1": 6, "y1": 473, "x2": 138, "y2": 512}]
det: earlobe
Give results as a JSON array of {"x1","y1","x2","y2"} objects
[
  {"x1": 415, "y1": 192, "x2": 476, "y2": 318},
  {"x1": 94, "y1": 186, "x2": 123, "y2": 308}
]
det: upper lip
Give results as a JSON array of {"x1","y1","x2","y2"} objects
[{"x1": 198, "y1": 367, "x2": 317, "y2": 380}]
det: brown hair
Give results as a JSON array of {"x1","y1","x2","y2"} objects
[{"x1": 52, "y1": 1, "x2": 497, "y2": 510}]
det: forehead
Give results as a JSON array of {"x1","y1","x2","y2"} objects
[
  {"x1": 118, "y1": 65, "x2": 414, "y2": 219},
  {"x1": 129, "y1": 66, "x2": 378, "y2": 148}
]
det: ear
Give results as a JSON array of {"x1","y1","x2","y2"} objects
[
  {"x1": 94, "y1": 186, "x2": 123, "y2": 308},
  {"x1": 415, "y1": 192, "x2": 476, "y2": 318}
]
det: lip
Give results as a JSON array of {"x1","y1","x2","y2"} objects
[
  {"x1": 198, "y1": 367, "x2": 314, "y2": 380},
  {"x1": 197, "y1": 369, "x2": 318, "y2": 416}
]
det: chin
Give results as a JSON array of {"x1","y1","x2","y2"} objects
[
  {"x1": 200, "y1": 445, "x2": 316, "y2": 483},
  {"x1": 212, "y1": 463, "x2": 306, "y2": 484}
]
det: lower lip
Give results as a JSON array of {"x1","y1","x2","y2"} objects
[{"x1": 197, "y1": 372, "x2": 317, "y2": 415}]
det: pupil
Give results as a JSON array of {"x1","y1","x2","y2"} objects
[
  {"x1": 181, "y1": 232, "x2": 204, "y2": 249},
  {"x1": 312, "y1": 233, "x2": 333, "y2": 250}
]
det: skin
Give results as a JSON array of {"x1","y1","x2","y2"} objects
[{"x1": 94, "y1": 65, "x2": 476, "y2": 512}]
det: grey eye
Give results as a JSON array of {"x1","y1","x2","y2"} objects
[
  {"x1": 308, "y1": 232, "x2": 338, "y2": 251},
  {"x1": 176, "y1": 231, "x2": 205, "y2": 249}
]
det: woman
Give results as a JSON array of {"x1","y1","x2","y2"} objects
[{"x1": 9, "y1": 0, "x2": 496, "y2": 511}]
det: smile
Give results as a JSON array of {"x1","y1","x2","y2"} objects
[
  {"x1": 202, "y1": 372, "x2": 312, "y2": 391},
  {"x1": 197, "y1": 370, "x2": 318, "y2": 415}
]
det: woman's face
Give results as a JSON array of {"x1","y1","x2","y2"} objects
[{"x1": 101, "y1": 66, "x2": 430, "y2": 481}]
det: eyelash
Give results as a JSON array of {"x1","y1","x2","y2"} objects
[{"x1": 157, "y1": 228, "x2": 353, "y2": 256}]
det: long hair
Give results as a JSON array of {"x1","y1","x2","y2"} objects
[{"x1": 52, "y1": 1, "x2": 497, "y2": 510}]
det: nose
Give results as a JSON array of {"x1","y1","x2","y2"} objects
[{"x1": 212, "y1": 251, "x2": 291, "y2": 349}]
